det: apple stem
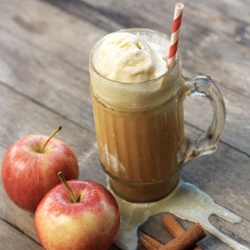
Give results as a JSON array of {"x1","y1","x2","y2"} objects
[
  {"x1": 57, "y1": 171, "x2": 77, "y2": 203},
  {"x1": 41, "y1": 126, "x2": 62, "y2": 152}
]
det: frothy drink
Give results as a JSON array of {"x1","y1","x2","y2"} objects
[
  {"x1": 89, "y1": 29, "x2": 225, "y2": 202},
  {"x1": 90, "y1": 29, "x2": 187, "y2": 202}
]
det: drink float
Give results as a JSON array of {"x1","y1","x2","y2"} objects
[{"x1": 89, "y1": 28, "x2": 225, "y2": 202}]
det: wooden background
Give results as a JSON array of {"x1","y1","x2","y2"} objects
[{"x1": 0, "y1": 0, "x2": 249, "y2": 249}]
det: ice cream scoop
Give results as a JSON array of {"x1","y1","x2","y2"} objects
[{"x1": 94, "y1": 32, "x2": 168, "y2": 83}]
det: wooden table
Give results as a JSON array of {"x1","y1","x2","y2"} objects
[{"x1": 0, "y1": 0, "x2": 250, "y2": 249}]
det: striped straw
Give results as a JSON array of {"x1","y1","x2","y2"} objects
[{"x1": 167, "y1": 3, "x2": 184, "y2": 69}]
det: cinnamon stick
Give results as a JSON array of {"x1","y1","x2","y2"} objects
[
  {"x1": 140, "y1": 215, "x2": 206, "y2": 250},
  {"x1": 140, "y1": 234, "x2": 164, "y2": 250},
  {"x1": 158, "y1": 223, "x2": 206, "y2": 250},
  {"x1": 163, "y1": 214, "x2": 202, "y2": 250}
]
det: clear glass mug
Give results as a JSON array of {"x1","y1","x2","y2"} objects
[{"x1": 89, "y1": 29, "x2": 225, "y2": 202}]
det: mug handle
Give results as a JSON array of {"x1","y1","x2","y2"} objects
[{"x1": 183, "y1": 74, "x2": 226, "y2": 163}]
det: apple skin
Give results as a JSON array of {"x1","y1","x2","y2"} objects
[
  {"x1": 34, "y1": 180, "x2": 120, "y2": 250},
  {"x1": 1, "y1": 135, "x2": 79, "y2": 212}
]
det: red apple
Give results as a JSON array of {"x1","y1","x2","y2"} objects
[
  {"x1": 1, "y1": 126, "x2": 79, "y2": 212},
  {"x1": 34, "y1": 176, "x2": 120, "y2": 250}
]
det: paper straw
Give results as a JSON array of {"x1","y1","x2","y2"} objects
[{"x1": 167, "y1": 3, "x2": 184, "y2": 69}]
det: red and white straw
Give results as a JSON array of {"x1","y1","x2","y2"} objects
[{"x1": 167, "y1": 3, "x2": 184, "y2": 69}]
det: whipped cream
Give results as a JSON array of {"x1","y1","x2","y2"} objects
[{"x1": 94, "y1": 32, "x2": 168, "y2": 83}]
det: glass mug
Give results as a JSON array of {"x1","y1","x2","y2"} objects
[{"x1": 89, "y1": 28, "x2": 225, "y2": 202}]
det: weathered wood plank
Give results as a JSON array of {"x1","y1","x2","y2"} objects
[
  {"x1": 0, "y1": 0, "x2": 106, "y2": 69},
  {"x1": 0, "y1": 28, "x2": 94, "y2": 132},
  {"x1": 0, "y1": 82, "x2": 96, "y2": 157},
  {"x1": 0, "y1": 218, "x2": 43, "y2": 250}
]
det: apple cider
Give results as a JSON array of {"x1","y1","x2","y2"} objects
[
  {"x1": 89, "y1": 29, "x2": 189, "y2": 202},
  {"x1": 91, "y1": 88, "x2": 186, "y2": 202}
]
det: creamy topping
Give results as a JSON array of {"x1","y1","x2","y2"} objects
[
  {"x1": 94, "y1": 32, "x2": 168, "y2": 83},
  {"x1": 90, "y1": 30, "x2": 182, "y2": 111}
]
